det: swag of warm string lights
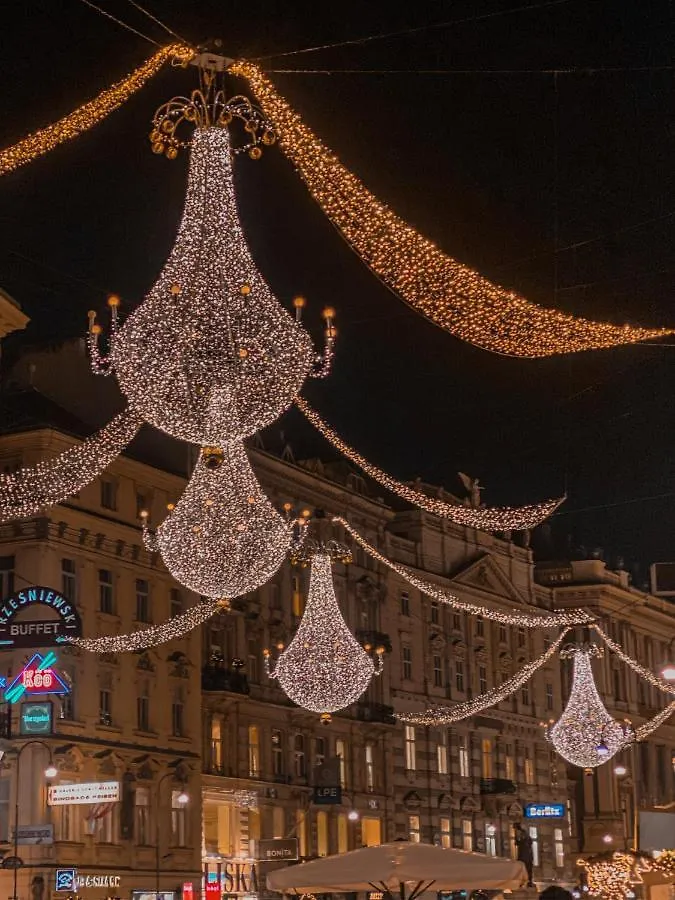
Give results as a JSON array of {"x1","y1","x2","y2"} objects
[
  {"x1": 0, "y1": 44, "x2": 193, "y2": 177},
  {"x1": 65, "y1": 598, "x2": 224, "y2": 652},
  {"x1": 593, "y1": 624, "x2": 675, "y2": 696},
  {"x1": 333, "y1": 516, "x2": 594, "y2": 627},
  {"x1": 295, "y1": 396, "x2": 563, "y2": 530},
  {"x1": 230, "y1": 61, "x2": 673, "y2": 358},
  {"x1": 578, "y1": 852, "x2": 669, "y2": 900},
  {"x1": 0, "y1": 409, "x2": 142, "y2": 523},
  {"x1": 264, "y1": 546, "x2": 383, "y2": 713},
  {"x1": 142, "y1": 442, "x2": 301, "y2": 599},
  {"x1": 396, "y1": 629, "x2": 570, "y2": 725}
]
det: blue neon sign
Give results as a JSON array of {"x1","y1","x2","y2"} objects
[{"x1": 524, "y1": 803, "x2": 566, "y2": 819}]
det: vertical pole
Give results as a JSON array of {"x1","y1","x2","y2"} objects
[
  {"x1": 632, "y1": 756, "x2": 639, "y2": 852},
  {"x1": 156, "y1": 778, "x2": 161, "y2": 900},
  {"x1": 12, "y1": 748, "x2": 21, "y2": 900}
]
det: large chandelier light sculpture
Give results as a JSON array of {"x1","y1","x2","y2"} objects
[
  {"x1": 545, "y1": 645, "x2": 633, "y2": 768},
  {"x1": 89, "y1": 72, "x2": 336, "y2": 446},
  {"x1": 142, "y1": 442, "x2": 300, "y2": 599},
  {"x1": 264, "y1": 543, "x2": 383, "y2": 713}
]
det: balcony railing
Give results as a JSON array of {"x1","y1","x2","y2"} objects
[
  {"x1": 479, "y1": 777, "x2": 517, "y2": 795},
  {"x1": 202, "y1": 665, "x2": 250, "y2": 695},
  {"x1": 355, "y1": 701, "x2": 396, "y2": 725}
]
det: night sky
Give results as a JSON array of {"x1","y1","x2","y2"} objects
[{"x1": 2, "y1": 0, "x2": 675, "y2": 577}]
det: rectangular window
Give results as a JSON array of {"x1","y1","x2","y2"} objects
[
  {"x1": 294, "y1": 734, "x2": 306, "y2": 778},
  {"x1": 296, "y1": 810, "x2": 307, "y2": 857},
  {"x1": 408, "y1": 815, "x2": 421, "y2": 843},
  {"x1": 99, "y1": 688, "x2": 112, "y2": 726},
  {"x1": 292, "y1": 573, "x2": 304, "y2": 617},
  {"x1": 248, "y1": 725, "x2": 260, "y2": 777},
  {"x1": 317, "y1": 811, "x2": 328, "y2": 857},
  {"x1": 135, "y1": 578, "x2": 150, "y2": 623},
  {"x1": 211, "y1": 717, "x2": 223, "y2": 773},
  {"x1": 431, "y1": 600, "x2": 439, "y2": 625},
  {"x1": 365, "y1": 742, "x2": 375, "y2": 792},
  {"x1": 476, "y1": 616, "x2": 484, "y2": 637},
  {"x1": 336, "y1": 739, "x2": 347, "y2": 788},
  {"x1": 247, "y1": 638, "x2": 259, "y2": 683},
  {"x1": 314, "y1": 737, "x2": 326, "y2": 769},
  {"x1": 433, "y1": 655, "x2": 443, "y2": 687},
  {"x1": 499, "y1": 624, "x2": 507, "y2": 643},
  {"x1": 402, "y1": 646, "x2": 412, "y2": 680},
  {"x1": 462, "y1": 818, "x2": 473, "y2": 852},
  {"x1": 479, "y1": 666, "x2": 487, "y2": 693},
  {"x1": 518, "y1": 626, "x2": 526, "y2": 648},
  {"x1": 61, "y1": 558, "x2": 77, "y2": 602},
  {"x1": 171, "y1": 789, "x2": 188, "y2": 847},
  {"x1": 98, "y1": 569, "x2": 114, "y2": 614},
  {"x1": 405, "y1": 725, "x2": 416, "y2": 771},
  {"x1": 171, "y1": 688, "x2": 184, "y2": 737},
  {"x1": 437, "y1": 730, "x2": 448, "y2": 775},
  {"x1": 170, "y1": 588, "x2": 183, "y2": 618},
  {"x1": 505, "y1": 751, "x2": 515, "y2": 782},
  {"x1": 440, "y1": 816, "x2": 451, "y2": 849},
  {"x1": 136, "y1": 683, "x2": 150, "y2": 732},
  {"x1": 554, "y1": 827, "x2": 565, "y2": 868},
  {"x1": 521, "y1": 684, "x2": 530, "y2": 706},
  {"x1": 455, "y1": 660, "x2": 465, "y2": 692},
  {"x1": 481, "y1": 738, "x2": 493, "y2": 779},
  {"x1": 401, "y1": 591, "x2": 410, "y2": 616},
  {"x1": 546, "y1": 682, "x2": 554, "y2": 711},
  {"x1": 135, "y1": 787, "x2": 150, "y2": 845},
  {"x1": 524, "y1": 752, "x2": 535, "y2": 785},
  {"x1": 452, "y1": 613, "x2": 461, "y2": 632},
  {"x1": 96, "y1": 808, "x2": 115, "y2": 845},
  {"x1": 529, "y1": 825, "x2": 539, "y2": 867},
  {"x1": 459, "y1": 735, "x2": 470, "y2": 778},
  {"x1": 272, "y1": 729, "x2": 284, "y2": 777},
  {"x1": 100, "y1": 479, "x2": 117, "y2": 510},
  {"x1": 337, "y1": 813, "x2": 348, "y2": 853},
  {"x1": 273, "y1": 806, "x2": 285, "y2": 839},
  {"x1": 57, "y1": 781, "x2": 78, "y2": 841},
  {"x1": 362, "y1": 817, "x2": 381, "y2": 847},
  {"x1": 485, "y1": 823, "x2": 497, "y2": 856}
]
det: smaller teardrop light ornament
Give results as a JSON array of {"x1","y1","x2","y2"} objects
[
  {"x1": 265, "y1": 545, "x2": 383, "y2": 713},
  {"x1": 143, "y1": 440, "x2": 297, "y2": 598},
  {"x1": 545, "y1": 645, "x2": 633, "y2": 768}
]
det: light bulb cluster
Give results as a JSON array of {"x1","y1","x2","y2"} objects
[
  {"x1": 578, "y1": 853, "x2": 656, "y2": 900},
  {"x1": 0, "y1": 409, "x2": 141, "y2": 522},
  {"x1": 333, "y1": 516, "x2": 594, "y2": 627},
  {"x1": 90, "y1": 126, "x2": 319, "y2": 445},
  {"x1": 143, "y1": 441, "x2": 296, "y2": 599},
  {"x1": 229, "y1": 61, "x2": 673, "y2": 358},
  {"x1": 593, "y1": 625, "x2": 675, "y2": 696},
  {"x1": 397, "y1": 628, "x2": 569, "y2": 725},
  {"x1": 546, "y1": 646, "x2": 633, "y2": 767},
  {"x1": 264, "y1": 550, "x2": 383, "y2": 713},
  {"x1": 296, "y1": 396, "x2": 563, "y2": 530},
  {"x1": 0, "y1": 44, "x2": 192, "y2": 177},
  {"x1": 66, "y1": 598, "x2": 223, "y2": 652}
]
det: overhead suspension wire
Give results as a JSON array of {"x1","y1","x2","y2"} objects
[
  {"x1": 76, "y1": 0, "x2": 161, "y2": 46},
  {"x1": 264, "y1": 65, "x2": 675, "y2": 74},
  {"x1": 253, "y1": 0, "x2": 579, "y2": 61},
  {"x1": 124, "y1": 0, "x2": 192, "y2": 46}
]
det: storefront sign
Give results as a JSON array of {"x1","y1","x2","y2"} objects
[
  {"x1": 205, "y1": 873, "x2": 220, "y2": 900},
  {"x1": 48, "y1": 781, "x2": 120, "y2": 806},
  {"x1": 0, "y1": 587, "x2": 82, "y2": 648},
  {"x1": 19, "y1": 701, "x2": 53, "y2": 735},
  {"x1": 313, "y1": 785, "x2": 341, "y2": 805},
  {"x1": 524, "y1": 803, "x2": 566, "y2": 819},
  {"x1": 77, "y1": 875, "x2": 121, "y2": 889},
  {"x1": 55, "y1": 869, "x2": 76, "y2": 892},
  {"x1": 182, "y1": 883, "x2": 194, "y2": 900},
  {"x1": 258, "y1": 838, "x2": 299, "y2": 861},
  {"x1": 5, "y1": 652, "x2": 69, "y2": 703},
  {"x1": 13, "y1": 824, "x2": 53, "y2": 845},
  {"x1": 205, "y1": 861, "x2": 260, "y2": 895}
]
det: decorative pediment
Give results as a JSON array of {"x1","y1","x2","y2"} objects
[
  {"x1": 460, "y1": 795, "x2": 480, "y2": 812},
  {"x1": 449, "y1": 554, "x2": 527, "y2": 606},
  {"x1": 430, "y1": 632, "x2": 447, "y2": 651},
  {"x1": 499, "y1": 653, "x2": 513, "y2": 671},
  {"x1": 56, "y1": 744, "x2": 85, "y2": 773},
  {"x1": 474, "y1": 647, "x2": 488, "y2": 664},
  {"x1": 136, "y1": 653, "x2": 155, "y2": 672},
  {"x1": 438, "y1": 792, "x2": 460, "y2": 811},
  {"x1": 450, "y1": 638, "x2": 467, "y2": 658},
  {"x1": 403, "y1": 791, "x2": 422, "y2": 810},
  {"x1": 168, "y1": 651, "x2": 191, "y2": 678},
  {"x1": 505, "y1": 801, "x2": 523, "y2": 819}
]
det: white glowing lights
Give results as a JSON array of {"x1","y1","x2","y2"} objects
[
  {"x1": 397, "y1": 629, "x2": 569, "y2": 725},
  {"x1": 546, "y1": 646, "x2": 633, "y2": 768},
  {"x1": 143, "y1": 441, "x2": 294, "y2": 599},
  {"x1": 93, "y1": 126, "x2": 318, "y2": 445},
  {"x1": 0, "y1": 409, "x2": 142, "y2": 523},
  {"x1": 593, "y1": 625, "x2": 675, "y2": 696},
  {"x1": 265, "y1": 550, "x2": 382, "y2": 713},
  {"x1": 333, "y1": 516, "x2": 594, "y2": 627},
  {"x1": 66, "y1": 599, "x2": 222, "y2": 652},
  {"x1": 296, "y1": 397, "x2": 563, "y2": 531}
]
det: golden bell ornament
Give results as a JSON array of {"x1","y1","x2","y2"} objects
[
  {"x1": 248, "y1": 147, "x2": 263, "y2": 160},
  {"x1": 244, "y1": 120, "x2": 258, "y2": 134},
  {"x1": 201, "y1": 447, "x2": 225, "y2": 470},
  {"x1": 262, "y1": 131, "x2": 275, "y2": 145},
  {"x1": 167, "y1": 503, "x2": 176, "y2": 511},
  {"x1": 238, "y1": 347, "x2": 248, "y2": 359},
  {"x1": 184, "y1": 106, "x2": 196, "y2": 122},
  {"x1": 319, "y1": 713, "x2": 332, "y2": 725},
  {"x1": 107, "y1": 294, "x2": 121, "y2": 308},
  {"x1": 150, "y1": 129, "x2": 161, "y2": 142},
  {"x1": 151, "y1": 141, "x2": 165, "y2": 155},
  {"x1": 240, "y1": 284, "x2": 252, "y2": 296},
  {"x1": 220, "y1": 110, "x2": 233, "y2": 125},
  {"x1": 161, "y1": 119, "x2": 174, "y2": 134},
  {"x1": 165, "y1": 146, "x2": 178, "y2": 161},
  {"x1": 170, "y1": 283, "x2": 181, "y2": 295}
]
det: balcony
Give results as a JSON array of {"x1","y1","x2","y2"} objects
[
  {"x1": 355, "y1": 630, "x2": 393, "y2": 654},
  {"x1": 479, "y1": 778, "x2": 517, "y2": 795},
  {"x1": 355, "y1": 701, "x2": 396, "y2": 725},
  {"x1": 201, "y1": 665, "x2": 250, "y2": 695}
]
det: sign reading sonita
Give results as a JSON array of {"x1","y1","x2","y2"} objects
[{"x1": 0, "y1": 587, "x2": 82, "y2": 649}]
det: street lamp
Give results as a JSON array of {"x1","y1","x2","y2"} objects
[
  {"x1": 155, "y1": 766, "x2": 189, "y2": 900},
  {"x1": 11, "y1": 741, "x2": 57, "y2": 900},
  {"x1": 661, "y1": 665, "x2": 675, "y2": 681},
  {"x1": 347, "y1": 809, "x2": 359, "y2": 822}
]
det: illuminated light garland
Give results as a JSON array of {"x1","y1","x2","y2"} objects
[
  {"x1": 92, "y1": 125, "x2": 326, "y2": 446},
  {"x1": 296, "y1": 396, "x2": 563, "y2": 530},
  {"x1": 635, "y1": 699, "x2": 675, "y2": 742},
  {"x1": 546, "y1": 646, "x2": 633, "y2": 767},
  {"x1": 229, "y1": 61, "x2": 673, "y2": 358},
  {"x1": 578, "y1": 852, "x2": 658, "y2": 900},
  {"x1": 0, "y1": 408, "x2": 142, "y2": 522},
  {"x1": 66, "y1": 598, "x2": 222, "y2": 652},
  {"x1": 264, "y1": 548, "x2": 383, "y2": 713},
  {"x1": 143, "y1": 441, "x2": 295, "y2": 599},
  {"x1": 396, "y1": 628, "x2": 569, "y2": 725},
  {"x1": 593, "y1": 624, "x2": 675, "y2": 696},
  {"x1": 0, "y1": 44, "x2": 193, "y2": 177},
  {"x1": 332, "y1": 516, "x2": 594, "y2": 627}
]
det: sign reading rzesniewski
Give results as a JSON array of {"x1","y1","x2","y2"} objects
[
  {"x1": 0, "y1": 587, "x2": 82, "y2": 649},
  {"x1": 48, "y1": 782, "x2": 120, "y2": 807}
]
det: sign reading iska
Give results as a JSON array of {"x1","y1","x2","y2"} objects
[{"x1": 0, "y1": 586, "x2": 82, "y2": 649}]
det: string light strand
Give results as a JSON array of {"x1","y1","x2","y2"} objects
[{"x1": 593, "y1": 624, "x2": 675, "y2": 696}]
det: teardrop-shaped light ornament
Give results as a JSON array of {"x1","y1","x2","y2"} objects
[
  {"x1": 266, "y1": 550, "x2": 382, "y2": 713},
  {"x1": 546, "y1": 645, "x2": 633, "y2": 768}
]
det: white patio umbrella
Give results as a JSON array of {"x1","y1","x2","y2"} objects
[{"x1": 266, "y1": 842, "x2": 527, "y2": 898}]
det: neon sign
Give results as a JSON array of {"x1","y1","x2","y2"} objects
[
  {"x1": 0, "y1": 586, "x2": 82, "y2": 648},
  {"x1": 524, "y1": 803, "x2": 566, "y2": 819},
  {"x1": 4, "y1": 652, "x2": 69, "y2": 703}
]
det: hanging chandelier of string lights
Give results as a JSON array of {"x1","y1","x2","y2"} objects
[
  {"x1": 546, "y1": 645, "x2": 633, "y2": 767},
  {"x1": 142, "y1": 441, "x2": 304, "y2": 599},
  {"x1": 89, "y1": 117, "x2": 335, "y2": 445},
  {"x1": 229, "y1": 60, "x2": 673, "y2": 358},
  {"x1": 295, "y1": 396, "x2": 563, "y2": 530},
  {"x1": 264, "y1": 543, "x2": 383, "y2": 713}
]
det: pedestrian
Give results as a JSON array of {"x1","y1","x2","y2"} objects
[{"x1": 513, "y1": 823, "x2": 535, "y2": 887}]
